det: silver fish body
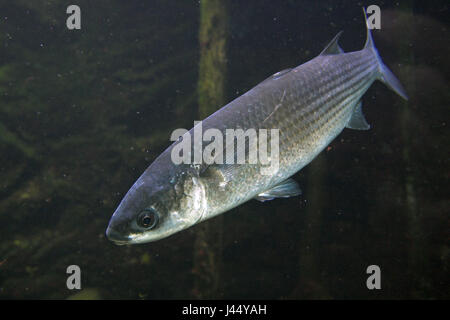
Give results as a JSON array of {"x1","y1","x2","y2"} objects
[
  {"x1": 106, "y1": 18, "x2": 407, "y2": 244},
  {"x1": 198, "y1": 39, "x2": 380, "y2": 220}
]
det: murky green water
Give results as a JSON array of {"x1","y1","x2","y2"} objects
[{"x1": 0, "y1": 0, "x2": 448, "y2": 299}]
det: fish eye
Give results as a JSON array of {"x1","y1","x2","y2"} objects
[{"x1": 138, "y1": 209, "x2": 159, "y2": 229}]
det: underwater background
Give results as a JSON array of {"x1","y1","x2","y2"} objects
[{"x1": 0, "y1": 0, "x2": 448, "y2": 299}]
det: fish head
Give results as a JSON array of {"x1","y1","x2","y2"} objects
[{"x1": 106, "y1": 166, "x2": 206, "y2": 244}]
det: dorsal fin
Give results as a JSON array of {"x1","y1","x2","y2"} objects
[
  {"x1": 271, "y1": 68, "x2": 292, "y2": 79},
  {"x1": 260, "y1": 68, "x2": 293, "y2": 85},
  {"x1": 319, "y1": 31, "x2": 344, "y2": 56}
]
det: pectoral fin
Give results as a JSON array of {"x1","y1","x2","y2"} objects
[
  {"x1": 254, "y1": 178, "x2": 302, "y2": 202},
  {"x1": 346, "y1": 101, "x2": 370, "y2": 130}
]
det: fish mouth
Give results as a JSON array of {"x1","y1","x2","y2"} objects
[{"x1": 106, "y1": 226, "x2": 131, "y2": 245}]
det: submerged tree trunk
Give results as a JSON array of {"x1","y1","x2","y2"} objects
[
  {"x1": 291, "y1": 154, "x2": 330, "y2": 299},
  {"x1": 192, "y1": 0, "x2": 228, "y2": 299},
  {"x1": 396, "y1": 2, "x2": 424, "y2": 298}
]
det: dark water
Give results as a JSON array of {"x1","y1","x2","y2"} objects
[{"x1": 0, "y1": 0, "x2": 448, "y2": 299}]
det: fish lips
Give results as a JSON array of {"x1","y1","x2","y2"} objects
[{"x1": 105, "y1": 225, "x2": 131, "y2": 245}]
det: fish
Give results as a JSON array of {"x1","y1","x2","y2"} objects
[{"x1": 106, "y1": 10, "x2": 408, "y2": 245}]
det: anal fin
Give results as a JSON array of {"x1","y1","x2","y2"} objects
[
  {"x1": 254, "y1": 178, "x2": 301, "y2": 202},
  {"x1": 346, "y1": 101, "x2": 370, "y2": 130}
]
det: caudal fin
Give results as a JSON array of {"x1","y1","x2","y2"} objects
[
  {"x1": 362, "y1": 8, "x2": 409, "y2": 100},
  {"x1": 378, "y1": 63, "x2": 409, "y2": 100}
]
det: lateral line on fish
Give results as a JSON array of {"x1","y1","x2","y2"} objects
[
  {"x1": 292, "y1": 75, "x2": 372, "y2": 140},
  {"x1": 301, "y1": 56, "x2": 376, "y2": 114},
  {"x1": 296, "y1": 63, "x2": 374, "y2": 131}
]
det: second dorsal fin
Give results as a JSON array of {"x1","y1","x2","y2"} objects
[{"x1": 319, "y1": 31, "x2": 344, "y2": 56}]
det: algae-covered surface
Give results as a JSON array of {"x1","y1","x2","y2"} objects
[{"x1": 0, "y1": 0, "x2": 448, "y2": 299}]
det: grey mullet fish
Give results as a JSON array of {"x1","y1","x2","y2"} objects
[{"x1": 106, "y1": 11, "x2": 408, "y2": 244}]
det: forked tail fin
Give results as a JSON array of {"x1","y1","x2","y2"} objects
[{"x1": 363, "y1": 7, "x2": 408, "y2": 100}]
